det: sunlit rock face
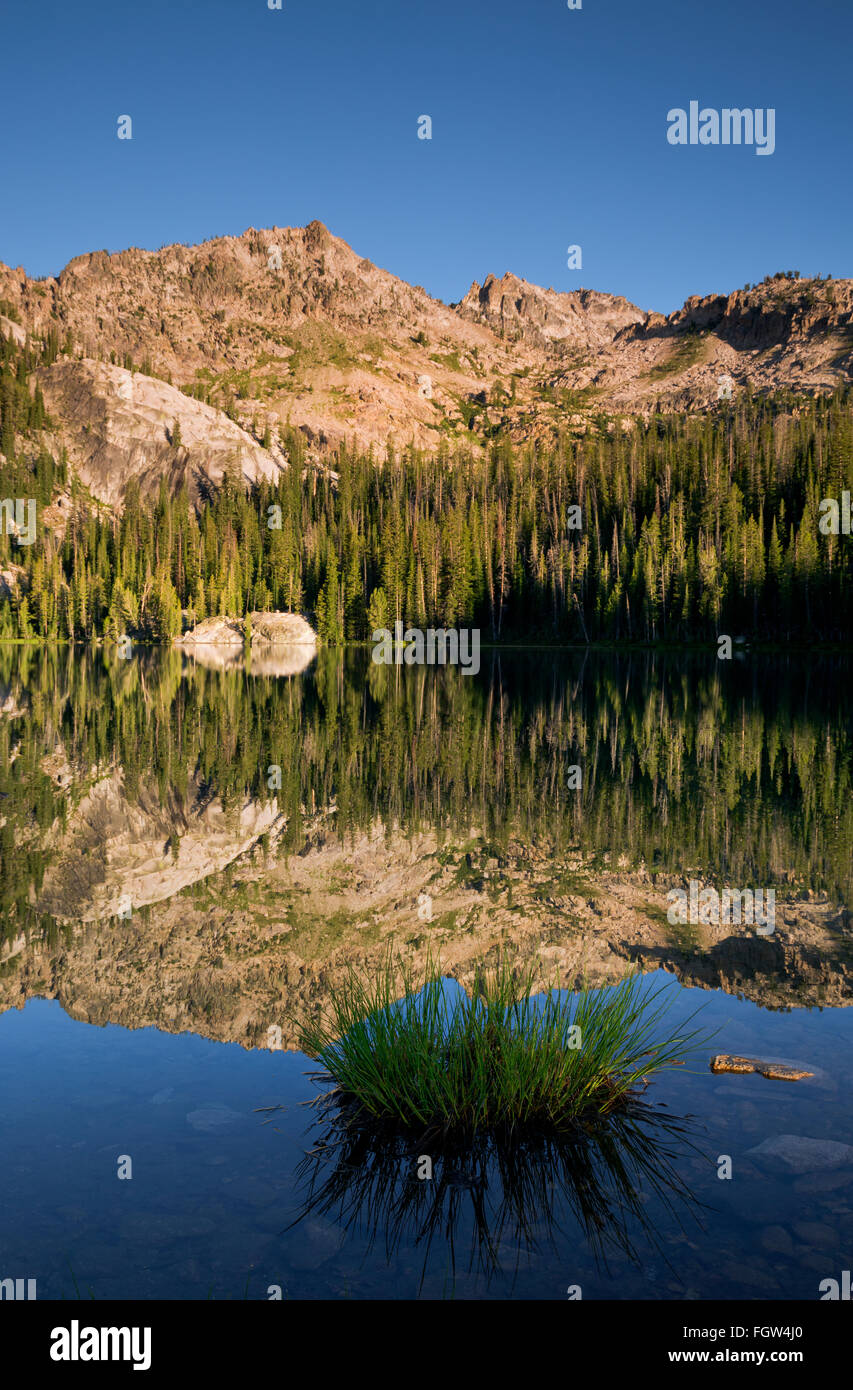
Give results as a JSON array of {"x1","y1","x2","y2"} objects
[
  {"x1": 457, "y1": 273, "x2": 646, "y2": 350},
  {"x1": 177, "y1": 610, "x2": 316, "y2": 645},
  {"x1": 34, "y1": 359, "x2": 286, "y2": 509},
  {"x1": 0, "y1": 932, "x2": 27, "y2": 965}
]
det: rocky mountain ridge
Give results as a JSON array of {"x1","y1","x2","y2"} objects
[{"x1": 1, "y1": 222, "x2": 851, "y2": 500}]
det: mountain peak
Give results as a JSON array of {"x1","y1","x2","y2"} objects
[{"x1": 1, "y1": 229, "x2": 851, "y2": 467}]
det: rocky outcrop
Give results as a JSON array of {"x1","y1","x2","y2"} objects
[
  {"x1": 641, "y1": 279, "x2": 853, "y2": 351},
  {"x1": 1, "y1": 223, "x2": 508, "y2": 457},
  {"x1": 457, "y1": 273, "x2": 645, "y2": 350},
  {"x1": 176, "y1": 612, "x2": 317, "y2": 646},
  {"x1": 35, "y1": 359, "x2": 286, "y2": 508},
  {"x1": 0, "y1": 313, "x2": 26, "y2": 347},
  {"x1": 0, "y1": 562, "x2": 27, "y2": 601}
]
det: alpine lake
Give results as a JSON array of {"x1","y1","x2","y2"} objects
[{"x1": 0, "y1": 644, "x2": 851, "y2": 1301}]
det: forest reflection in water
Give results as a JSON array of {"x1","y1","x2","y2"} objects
[{"x1": 1, "y1": 644, "x2": 850, "y2": 952}]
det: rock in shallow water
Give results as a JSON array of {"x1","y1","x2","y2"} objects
[
  {"x1": 710, "y1": 1055, "x2": 813, "y2": 1080},
  {"x1": 284, "y1": 1216, "x2": 345, "y2": 1271},
  {"x1": 792, "y1": 1220, "x2": 840, "y2": 1251},
  {"x1": 760, "y1": 1225, "x2": 794, "y2": 1256},
  {"x1": 746, "y1": 1134, "x2": 853, "y2": 1173},
  {"x1": 186, "y1": 1103, "x2": 245, "y2": 1132}
]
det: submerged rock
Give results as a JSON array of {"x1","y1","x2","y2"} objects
[
  {"x1": 759, "y1": 1225, "x2": 794, "y2": 1256},
  {"x1": 792, "y1": 1170, "x2": 853, "y2": 1195},
  {"x1": 186, "y1": 1103, "x2": 245, "y2": 1132},
  {"x1": 284, "y1": 1216, "x2": 345, "y2": 1270},
  {"x1": 746, "y1": 1135, "x2": 853, "y2": 1174},
  {"x1": 792, "y1": 1220, "x2": 840, "y2": 1251}
]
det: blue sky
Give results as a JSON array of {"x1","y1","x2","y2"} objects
[{"x1": 1, "y1": 0, "x2": 850, "y2": 312}]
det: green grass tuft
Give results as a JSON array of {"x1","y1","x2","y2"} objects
[{"x1": 299, "y1": 955, "x2": 706, "y2": 1139}]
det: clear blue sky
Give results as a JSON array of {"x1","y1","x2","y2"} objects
[{"x1": 1, "y1": 0, "x2": 850, "y2": 313}]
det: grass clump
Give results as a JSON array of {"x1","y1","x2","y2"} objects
[{"x1": 299, "y1": 956, "x2": 705, "y2": 1140}]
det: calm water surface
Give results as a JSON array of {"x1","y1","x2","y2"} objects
[{"x1": 0, "y1": 647, "x2": 851, "y2": 1299}]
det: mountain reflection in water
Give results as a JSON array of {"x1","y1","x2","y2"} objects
[{"x1": 0, "y1": 643, "x2": 850, "y2": 1300}]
